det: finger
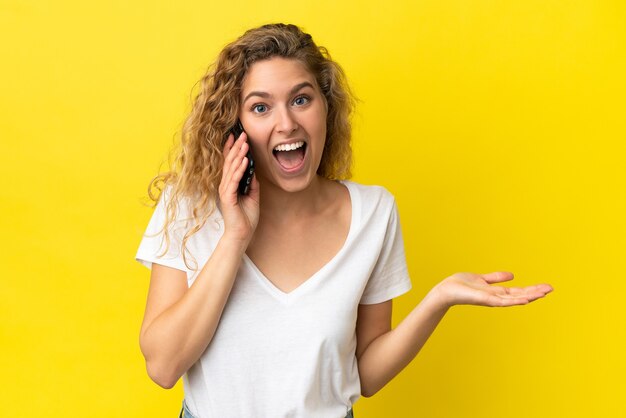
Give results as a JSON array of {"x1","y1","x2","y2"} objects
[
  {"x1": 220, "y1": 153, "x2": 247, "y2": 200},
  {"x1": 523, "y1": 285, "x2": 554, "y2": 302},
  {"x1": 221, "y1": 136, "x2": 236, "y2": 184},
  {"x1": 221, "y1": 135, "x2": 248, "y2": 184},
  {"x1": 493, "y1": 281, "x2": 553, "y2": 292},
  {"x1": 223, "y1": 133, "x2": 235, "y2": 157},
  {"x1": 224, "y1": 152, "x2": 250, "y2": 197},
  {"x1": 486, "y1": 284, "x2": 553, "y2": 306},
  {"x1": 223, "y1": 134, "x2": 240, "y2": 166},
  {"x1": 223, "y1": 131, "x2": 247, "y2": 163},
  {"x1": 220, "y1": 158, "x2": 245, "y2": 201},
  {"x1": 519, "y1": 283, "x2": 554, "y2": 296},
  {"x1": 502, "y1": 284, "x2": 553, "y2": 299},
  {"x1": 533, "y1": 283, "x2": 554, "y2": 293},
  {"x1": 482, "y1": 271, "x2": 514, "y2": 284}
]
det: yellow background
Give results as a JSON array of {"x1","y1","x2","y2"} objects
[{"x1": 2, "y1": 0, "x2": 624, "y2": 416}]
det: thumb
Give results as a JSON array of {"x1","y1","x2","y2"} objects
[{"x1": 481, "y1": 271, "x2": 514, "y2": 284}]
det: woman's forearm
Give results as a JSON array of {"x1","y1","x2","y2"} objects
[
  {"x1": 357, "y1": 271, "x2": 553, "y2": 397},
  {"x1": 357, "y1": 287, "x2": 449, "y2": 397},
  {"x1": 139, "y1": 234, "x2": 248, "y2": 388}
]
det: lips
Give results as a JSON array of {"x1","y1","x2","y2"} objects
[{"x1": 272, "y1": 141, "x2": 307, "y2": 171}]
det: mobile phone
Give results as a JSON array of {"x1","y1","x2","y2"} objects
[{"x1": 230, "y1": 120, "x2": 255, "y2": 195}]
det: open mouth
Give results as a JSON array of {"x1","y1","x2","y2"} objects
[{"x1": 272, "y1": 141, "x2": 307, "y2": 171}]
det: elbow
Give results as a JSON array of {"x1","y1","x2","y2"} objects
[
  {"x1": 140, "y1": 337, "x2": 180, "y2": 389},
  {"x1": 360, "y1": 381, "x2": 382, "y2": 398},
  {"x1": 360, "y1": 388, "x2": 378, "y2": 398},
  {"x1": 145, "y1": 359, "x2": 180, "y2": 389},
  {"x1": 152, "y1": 375, "x2": 178, "y2": 390},
  {"x1": 141, "y1": 347, "x2": 180, "y2": 389}
]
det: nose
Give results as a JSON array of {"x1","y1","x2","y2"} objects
[{"x1": 275, "y1": 106, "x2": 298, "y2": 135}]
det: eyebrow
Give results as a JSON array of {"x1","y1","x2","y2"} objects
[{"x1": 242, "y1": 81, "x2": 315, "y2": 104}]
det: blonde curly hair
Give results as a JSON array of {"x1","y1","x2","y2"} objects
[{"x1": 147, "y1": 23, "x2": 356, "y2": 269}]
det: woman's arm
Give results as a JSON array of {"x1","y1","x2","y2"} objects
[
  {"x1": 139, "y1": 133, "x2": 259, "y2": 389},
  {"x1": 356, "y1": 271, "x2": 553, "y2": 397},
  {"x1": 139, "y1": 235, "x2": 248, "y2": 389},
  {"x1": 356, "y1": 289, "x2": 448, "y2": 397}
]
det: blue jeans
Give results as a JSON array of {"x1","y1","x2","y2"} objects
[{"x1": 179, "y1": 400, "x2": 354, "y2": 417}]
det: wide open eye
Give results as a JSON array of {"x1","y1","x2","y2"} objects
[
  {"x1": 252, "y1": 103, "x2": 268, "y2": 114},
  {"x1": 293, "y1": 95, "x2": 310, "y2": 106}
]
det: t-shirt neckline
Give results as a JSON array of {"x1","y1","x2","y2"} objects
[{"x1": 242, "y1": 180, "x2": 361, "y2": 303}]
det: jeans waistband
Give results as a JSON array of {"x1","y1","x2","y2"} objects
[{"x1": 179, "y1": 401, "x2": 354, "y2": 418}]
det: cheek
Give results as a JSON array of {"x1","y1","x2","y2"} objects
[
  {"x1": 245, "y1": 127, "x2": 272, "y2": 168},
  {"x1": 243, "y1": 122, "x2": 269, "y2": 148},
  {"x1": 314, "y1": 112, "x2": 328, "y2": 143}
]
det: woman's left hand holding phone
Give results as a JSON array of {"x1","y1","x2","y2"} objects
[{"x1": 219, "y1": 131, "x2": 260, "y2": 247}]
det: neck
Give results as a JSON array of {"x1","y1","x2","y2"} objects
[{"x1": 258, "y1": 176, "x2": 329, "y2": 223}]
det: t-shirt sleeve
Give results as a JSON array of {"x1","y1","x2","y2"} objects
[
  {"x1": 135, "y1": 188, "x2": 190, "y2": 273},
  {"x1": 360, "y1": 199, "x2": 412, "y2": 304}
]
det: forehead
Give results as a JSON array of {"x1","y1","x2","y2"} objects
[{"x1": 241, "y1": 57, "x2": 317, "y2": 93}]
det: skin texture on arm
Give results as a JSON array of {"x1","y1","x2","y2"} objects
[
  {"x1": 356, "y1": 301, "x2": 392, "y2": 361},
  {"x1": 356, "y1": 271, "x2": 553, "y2": 397}
]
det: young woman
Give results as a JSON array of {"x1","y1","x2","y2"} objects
[{"x1": 136, "y1": 23, "x2": 553, "y2": 418}]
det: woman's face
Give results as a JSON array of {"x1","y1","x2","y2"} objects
[{"x1": 239, "y1": 57, "x2": 328, "y2": 193}]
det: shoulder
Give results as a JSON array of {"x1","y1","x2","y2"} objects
[
  {"x1": 341, "y1": 180, "x2": 396, "y2": 210},
  {"x1": 156, "y1": 184, "x2": 221, "y2": 221},
  {"x1": 157, "y1": 184, "x2": 191, "y2": 212}
]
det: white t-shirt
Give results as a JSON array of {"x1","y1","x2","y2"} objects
[{"x1": 136, "y1": 180, "x2": 412, "y2": 418}]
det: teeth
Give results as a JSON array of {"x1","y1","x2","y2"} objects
[{"x1": 273, "y1": 141, "x2": 304, "y2": 152}]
